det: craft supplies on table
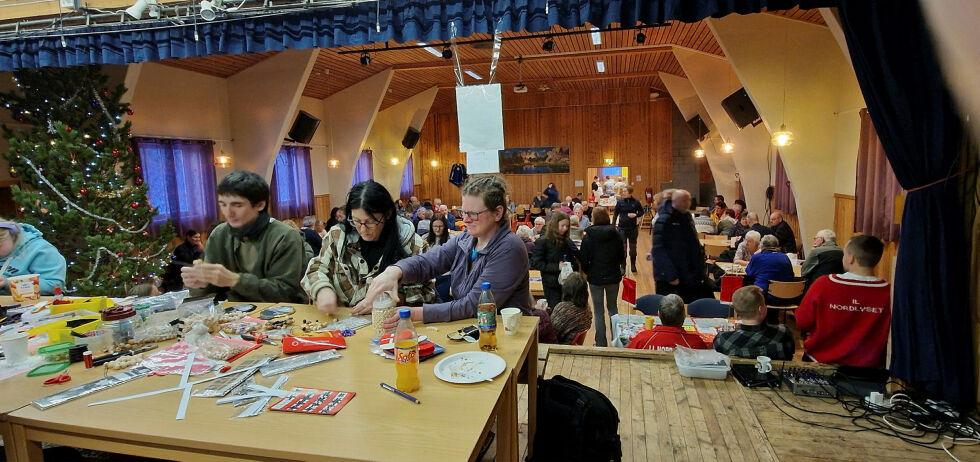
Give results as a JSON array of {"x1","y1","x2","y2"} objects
[
  {"x1": 32, "y1": 366, "x2": 152, "y2": 410},
  {"x1": 316, "y1": 315, "x2": 371, "y2": 333},
  {"x1": 259, "y1": 350, "x2": 342, "y2": 377},
  {"x1": 281, "y1": 332, "x2": 347, "y2": 354},
  {"x1": 269, "y1": 387, "x2": 355, "y2": 416},
  {"x1": 192, "y1": 354, "x2": 276, "y2": 398}
]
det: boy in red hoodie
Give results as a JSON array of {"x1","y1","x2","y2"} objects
[
  {"x1": 628, "y1": 294, "x2": 707, "y2": 351},
  {"x1": 796, "y1": 235, "x2": 891, "y2": 368}
]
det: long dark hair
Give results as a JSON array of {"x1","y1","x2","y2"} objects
[
  {"x1": 325, "y1": 207, "x2": 343, "y2": 230},
  {"x1": 345, "y1": 181, "x2": 407, "y2": 272},
  {"x1": 426, "y1": 213, "x2": 450, "y2": 247}
]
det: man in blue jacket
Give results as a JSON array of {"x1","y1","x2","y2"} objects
[{"x1": 652, "y1": 190, "x2": 709, "y2": 303}]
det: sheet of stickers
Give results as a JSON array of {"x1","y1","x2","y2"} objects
[{"x1": 269, "y1": 387, "x2": 355, "y2": 416}]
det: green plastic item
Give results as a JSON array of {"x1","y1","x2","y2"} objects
[
  {"x1": 38, "y1": 342, "x2": 73, "y2": 362},
  {"x1": 26, "y1": 362, "x2": 70, "y2": 377}
]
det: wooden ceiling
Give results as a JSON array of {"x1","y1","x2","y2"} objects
[{"x1": 159, "y1": 7, "x2": 825, "y2": 110}]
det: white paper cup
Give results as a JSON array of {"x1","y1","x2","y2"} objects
[
  {"x1": 501, "y1": 308, "x2": 522, "y2": 335},
  {"x1": 1, "y1": 331, "x2": 30, "y2": 365},
  {"x1": 8, "y1": 273, "x2": 41, "y2": 302}
]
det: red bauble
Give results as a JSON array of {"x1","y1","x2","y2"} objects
[
  {"x1": 142, "y1": 231, "x2": 149, "y2": 236},
  {"x1": 66, "y1": 126, "x2": 72, "y2": 132},
  {"x1": 131, "y1": 202, "x2": 139, "y2": 208},
  {"x1": 127, "y1": 146, "x2": 133, "y2": 152},
  {"x1": 134, "y1": 166, "x2": 142, "y2": 173},
  {"x1": 96, "y1": 139, "x2": 104, "y2": 146},
  {"x1": 107, "y1": 227, "x2": 114, "y2": 233},
  {"x1": 112, "y1": 149, "x2": 120, "y2": 157},
  {"x1": 116, "y1": 251, "x2": 123, "y2": 257},
  {"x1": 127, "y1": 109, "x2": 134, "y2": 116},
  {"x1": 103, "y1": 90, "x2": 110, "y2": 97},
  {"x1": 136, "y1": 177, "x2": 143, "y2": 185},
  {"x1": 79, "y1": 188, "x2": 88, "y2": 195}
]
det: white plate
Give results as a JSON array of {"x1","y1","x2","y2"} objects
[{"x1": 434, "y1": 351, "x2": 507, "y2": 384}]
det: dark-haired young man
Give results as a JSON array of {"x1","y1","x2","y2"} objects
[
  {"x1": 796, "y1": 235, "x2": 890, "y2": 368},
  {"x1": 181, "y1": 171, "x2": 308, "y2": 303}
]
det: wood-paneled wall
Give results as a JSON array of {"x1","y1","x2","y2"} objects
[
  {"x1": 412, "y1": 88, "x2": 673, "y2": 206},
  {"x1": 833, "y1": 193, "x2": 898, "y2": 282},
  {"x1": 314, "y1": 194, "x2": 331, "y2": 221}
]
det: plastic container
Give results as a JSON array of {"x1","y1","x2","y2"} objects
[
  {"x1": 674, "y1": 353, "x2": 731, "y2": 380},
  {"x1": 49, "y1": 297, "x2": 115, "y2": 315},
  {"x1": 38, "y1": 342, "x2": 73, "y2": 363},
  {"x1": 27, "y1": 315, "x2": 102, "y2": 344},
  {"x1": 101, "y1": 306, "x2": 138, "y2": 350},
  {"x1": 393, "y1": 309, "x2": 419, "y2": 393},
  {"x1": 477, "y1": 282, "x2": 497, "y2": 351},
  {"x1": 371, "y1": 291, "x2": 396, "y2": 342}
]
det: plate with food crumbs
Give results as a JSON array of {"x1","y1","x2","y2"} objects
[{"x1": 434, "y1": 352, "x2": 506, "y2": 384}]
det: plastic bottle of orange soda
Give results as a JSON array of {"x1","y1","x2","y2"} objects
[
  {"x1": 477, "y1": 282, "x2": 497, "y2": 351},
  {"x1": 394, "y1": 309, "x2": 420, "y2": 392}
]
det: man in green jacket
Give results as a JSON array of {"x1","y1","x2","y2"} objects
[
  {"x1": 800, "y1": 229, "x2": 844, "y2": 291},
  {"x1": 181, "y1": 171, "x2": 308, "y2": 303}
]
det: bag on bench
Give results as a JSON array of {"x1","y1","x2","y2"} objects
[{"x1": 529, "y1": 375, "x2": 621, "y2": 462}]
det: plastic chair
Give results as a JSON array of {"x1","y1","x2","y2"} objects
[
  {"x1": 571, "y1": 330, "x2": 588, "y2": 346},
  {"x1": 635, "y1": 294, "x2": 664, "y2": 316},
  {"x1": 687, "y1": 298, "x2": 733, "y2": 318}
]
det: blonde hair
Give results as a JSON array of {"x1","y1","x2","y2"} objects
[
  {"x1": 731, "y1": 286, "x2": 764, "y2": 319},
  {"x1": 461, "y1": 175, "x2": 509, "y2": 226}
]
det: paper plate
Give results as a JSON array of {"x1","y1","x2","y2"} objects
[{"x1": 434, "y1": 351, "x2": 506, "y2": 384}]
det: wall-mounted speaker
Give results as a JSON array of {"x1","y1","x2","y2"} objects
[
  {"x1": 287, "y1": 110, "x2": 321, "y2": 144},
  {"x1": 402, "y1": 127, "x2": 421, "y2": 149},
  {"x1": 686, "y1": 115, "x2": 709, "y2": 141},
  {"x1": 721, "y1": 88, "x2": 762, "y2": 129}
]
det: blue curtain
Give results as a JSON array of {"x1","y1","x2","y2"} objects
[
  {"x1": 839, "y1": 0, "x2": 975, "y2": 407},
  {"x1": 400, "y1": 154, "x2": 415, "y2": 199},
  {"x1": 351, "y1": 150, "x2": 374, "y2": 187},
  {"x1": 0, "y1": 0, "x2": 834, "y2": 70},
  {"x1": 136, "y1": 138, "x2": 218, "y2": 236},
  {"x1": 268, "y1": 145, "x2": 315, "y2": 220}
]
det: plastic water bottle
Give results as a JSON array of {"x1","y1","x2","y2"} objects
[
  {"x1": 477, "y1": 282, "x2": 497, "y2": 351},
  {"x1": 394, "y1": 309, "x2": 419, "y2": 392}
]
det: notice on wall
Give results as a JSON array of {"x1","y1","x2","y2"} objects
[
  {"x1": 635, "y1": 175, "x2": 642, "y2": 182},
  {"x1": 574, "y1": 180, "x2": 584, "y2": 187},
  {"x1": 466, "y1": 151, "x2": 500, "y2": 174},
  {"x1": 456, "y1": 84, "x2": 505, "y2": 154}
]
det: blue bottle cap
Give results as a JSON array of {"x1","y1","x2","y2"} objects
[
  {"x1": 481, "y1": 282, "x2": 491, "y2": 290},
  {"x1": 399, "y1": 309, "x2": 411, "y2": 318}
]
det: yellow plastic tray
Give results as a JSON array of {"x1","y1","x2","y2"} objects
[
  {"x1": 48, "y1": 297, "x2": 114, "y2": 315},
  {"x1": 28, "y1": 315, "x2": 103, "y2": 344}
]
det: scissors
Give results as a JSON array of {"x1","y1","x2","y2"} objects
[
  {"x1": 43, "y1": 372, "x2": 71, "y2": 385},
  {"x1": 241, "y1": 331, "x2": 277, "y2": 346}
]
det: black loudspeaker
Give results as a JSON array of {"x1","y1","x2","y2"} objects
[
  {"x1": 402, "y1": 127, "x2": 421, "y2": 149},
  {"x1": 721, "y1": 88, "x2": 761, "y2": 129},
  {"x1": 287, "y1": 110, "x2": 321, "y2": 144},
  {"x1": 686, "y1": 115, "x2": 709, "y2": 141}
]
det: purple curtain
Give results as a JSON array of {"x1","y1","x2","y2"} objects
[
  {"x1": 736, "y1": 179, "x2": 746, "y2": 204},
  {"x1": 400, "y1": 154, "x2": 415, "y2": 199},
  {"x1": 351, "y1": 149, "x2": 374, "y2": 186},
  {"x1": 268, "y1": 145, "x2": 315, "y2": 220},
  {"x1": 854, "y1": 109, "x2": 902, "y2": 242},
  {"x1": 136, "y1": 138, "x2": 218, "y2": 236},
  {"x1": 773, "y1": 153, "x2": 798, "y2": 215}
]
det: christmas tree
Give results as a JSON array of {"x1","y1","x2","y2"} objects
[{"x1": 1, "y1": 65, "x2": 174, "y2": 296}]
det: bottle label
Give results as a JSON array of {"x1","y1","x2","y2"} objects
[
  {"x1": 395, "y1": 345, "x2": 417, "y2": 365},
  {"x1": 477, "y1": 310, "x2": 496, "y2": 330}
]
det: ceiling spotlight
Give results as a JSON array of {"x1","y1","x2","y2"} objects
[
  {"x1": 199, "y1": 0, "x2": 219, "y2": 21},
  {"x1": 125, "y1": 0, "x2": 158, "y2": 19},
  {"x1": 442, "y1": 46, "x2": 453, "y2": 60},
  {"x1": 359, "y1": 52, "x2": 371, "y2": 66},
  {"x1": 721, "y1": 140, "x2": 735, "y2": 153},
  {"x1": 542, "y1": 36, "x2": 555, "y2": 52},
  {"x1": 635, "y1": 31, "x2": 646, "y2": 44}
]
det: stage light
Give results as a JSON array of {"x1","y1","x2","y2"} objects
[
  {"x1": 126, "y1": 0, "x2": 159, "y2": 19},
  {"x1": 635, "y1": 31, "x2": 646, "y2": 44},
  {"x1": 199, "y1": 0, "x2": 218, "y2": 21},
  {"x1": 442, "y1": 46, "x2": 453, "y2": 60},
  {"x1": 360, "y1": 52, "x2": 371, "y2": 66},
  {"x1": 542, "y1": 37, "x2": 555, "y2": 52}
]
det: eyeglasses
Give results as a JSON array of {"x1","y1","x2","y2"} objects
[
  {"x1": 348, "y1": 217, "x2": 384, "y2": 229},
  {"x1": 459, "y1": 209, "x2": 490, "y2": 220}
]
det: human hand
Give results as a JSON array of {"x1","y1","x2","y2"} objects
[
  {"x1": 316, "y1": 288, "x2": 339, "y2": 315},
  {"x1": 198, "y1": 263, "x2": 241, "y2": 288},
  {"x1": 353, "y1": 266, "x2": 403, "y2": 315},
  {"x1": 669, "y1": 279, "x2": 680, "y2": 286},
  {"x1": 628, "y1": 213, "x2": 637, "y2": 219},
  {"x1": 180, "y1": 265, "x2": 208, "y2": 289},
  {"x1": 381, "y1": 306, "x2": 420, "y2": 331},
  {"x1": 0, "y1": 277, "x2": 6, "y2": 289}
]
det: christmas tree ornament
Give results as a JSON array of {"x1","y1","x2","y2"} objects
[
  {"x1": 134, "y1": 166, "x2": 141, "y2": 173},
  {"x1": 130, "y1": 202, "x2": 139, "y2": 208},
  {"x1": 127, "y1": 109, "x2": 134, "y2": 116},
  {"x1": 96, "y1": 139, "x2": 103, "y2": 146},
  {"x1": 66, "y1": 126, "x2": 71, "y2": 132},
  {"x1": 40, "y1": 208, "x2": 48, "y2": 213},
  {"x1": 112, "y1": 149, "x2": 120, "y2": 157}
]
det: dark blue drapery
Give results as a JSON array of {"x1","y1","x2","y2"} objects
[
  {"x1": 0, "y1": 0, "x2": 834, "y2": 70},
  {"x1": 136, "y1": 138, "x2": 219, "y2": 236},
  {"x1": 839, "y1": 0, "x2": 975, "y2": 407}
]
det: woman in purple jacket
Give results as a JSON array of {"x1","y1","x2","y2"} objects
[{"x1": 355, "y1": 175, "x2": 532, "y2": 329}]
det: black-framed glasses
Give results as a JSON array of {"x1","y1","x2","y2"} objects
[
  {"x1": 458, "y1": 209, "x2": 490, "y2": 220},
  {"x1": 348, "y1": 217, "x2": 384, "y2": 229}
]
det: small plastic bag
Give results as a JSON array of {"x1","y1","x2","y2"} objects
[
  {"x1": 674, "y1": 346, "x2": 730, "y2": 368},
  {"x1": 139, "y1": 342, "x2": 225, "y2": 376}
]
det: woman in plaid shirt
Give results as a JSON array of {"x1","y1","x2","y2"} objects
[{"x1": 713, "y1": 285, "x2": 795, "y2": 360}]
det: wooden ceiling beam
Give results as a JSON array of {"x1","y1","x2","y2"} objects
[{"x1": 391, "y1": 45, "x2": 674, "y2": 71}]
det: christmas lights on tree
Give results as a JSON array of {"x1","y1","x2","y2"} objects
[{"x1": 1, "y1": 65, "x2": 175, "y2": 295}]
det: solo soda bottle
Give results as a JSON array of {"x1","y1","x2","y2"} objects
[
  {"x1": 477, "y1": 282, "x2": 497, "y2": 351},
  {"x1": 394, "y1": 309, "x2": 420, "y2": 392}
]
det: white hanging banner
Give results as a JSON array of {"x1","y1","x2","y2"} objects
[
  {"x1": 466, "y1": 150, "x2": 500, "y2": 174},
  {"x1": 456, "y1": 83, "x2": 505, "y2": 155}
]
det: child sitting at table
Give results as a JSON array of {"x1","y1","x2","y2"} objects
[
  {"x1": 713, "y1": 285, "x2": 795, "y2": 360},
  {"x1": 550, "y1": 273, "x2": 592, "y2": 344},
  {"x1": 627, "y1": 294, "x2": 707, "y2": 351}
]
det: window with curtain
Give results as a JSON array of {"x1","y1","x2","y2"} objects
[
  {"x1": 854, "y1": 108, "x2": 903, "y2": 242},
  {"x1": 400, "y1": 154, "x2": 415, "y2": 198},
  {"x1": 772, "y1": 152, "x2": 798, "y2": 215},
  {"x1": 268, "y1": 145, "x2": 315, "y2": 221},
  {"x1": 351, "y1": 149, "x2": 373, "y2": 186},
  {"x1": 136, "y1": 138, "x2": 218, "y2": 236}
]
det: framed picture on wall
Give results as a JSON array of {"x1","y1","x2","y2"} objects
[{"x1": 498, "y1": 146, "x2": 570, "y2": 174}]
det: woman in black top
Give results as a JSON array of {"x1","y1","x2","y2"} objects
[
  {"x1": 578, "y1": 207, "x2": 625, "y2": 346},
  {"x1": 423, "y1": 213, "x2": 450, "y2": 249},
  {"x1": 531, "y1": 211, "x2": 579, "y2": 309},
  {"x1": 173, "y1": 229, "x2": 204, "y2": 264},
  {"x1": 324, "y1": 207, "x2": 346, "y2": 231}
]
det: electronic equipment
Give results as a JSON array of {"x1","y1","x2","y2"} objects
[
  {"x1": 831, "y1": 365, "x2": 888, "y2": 397},
  {"x1": 721, "y1": 88, "x2": 762, "y2": 129},
  {"x1": 287, "y1": 110, "x2": 320, "y2": 144},
  {"x1": 686, "y1": 115, "x2": 709, "y2": 141},
  {"x1": 732, "y1": 364, "x2": 780, "y2": 388},
  {"x1": 402, "y1": 127, "x2": 421, "y2": 149},
  {"x1": 780, "y1": 367, "x2": 835, "y2": 398}
]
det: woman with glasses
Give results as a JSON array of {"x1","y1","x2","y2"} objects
[
  {"x1": 423, "y1": 213, "x2": 450, "y2": 249},
  {"x1": 301, "y1": 181, "x2": 435, "y2": 314},
  {"x1": 355, "y1": 175, "x2": 532, "y2": 328},
  {"x1": 531, "y1": 211, "x2": 580, "y2": 309},
  {"x1": 0, "y1": 219, "x2": 66, "y2": 296}
]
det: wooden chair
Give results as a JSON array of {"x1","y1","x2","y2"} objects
[
  {"x1": 530, "y1": 207, "x2": 542, "y2": 216},
  {"x1": 571, "y1": 330, "x2": 589, "y2": 346},
  {"x1": 767, "y1": 280, "x2": 806, "y2": 323},
  {"x1": 704, "y1": 243, "x2": 728, "y2": 261},
  {"x1": 704, "y1": 234, "x2": 729, "y2": 241}
]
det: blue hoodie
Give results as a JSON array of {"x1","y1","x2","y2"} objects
[{"x1": 0, "y1": 223, "x2": 67, "y2": 295}]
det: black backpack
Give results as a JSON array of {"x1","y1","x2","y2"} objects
[{"x1": 528, "y1": 375, "x2": 622, "y2": 462}]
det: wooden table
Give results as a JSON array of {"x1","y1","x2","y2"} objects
[
  {"x1": 717, "y1": 262, "x2": 802, "y2": 278},
  {"x1": 1, "y1": 303, "x2": 539, "y2": 462},
  {"x1": 529, "y1": 270, "x2": 544, "y2": 298},
  {"x1": 542, "y1": 346, "x2": 980, "y2": 461}
]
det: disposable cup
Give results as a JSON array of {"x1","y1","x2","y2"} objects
[
  {"x1": 501, "y1": 308, "x2": 522, "y2": 335},
  {"x1": 8, "y1": 273, "x2": 41, "y2": 302},
  {"x1": 1, "y1": 331, "x2": 30, "y2": 365}
]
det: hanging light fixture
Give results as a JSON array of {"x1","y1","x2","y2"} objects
[
  {"x1": 694, "y1": 148, "x2": 705, "y2": 158},
  {"x1": 721, "y1": 140, "x2": 734, "y2": 153},
  {"x1": 328, "y1": 159, "x2": 340, "y2": 168},
  {"x1": 430, "y1": 159, "x2": 439, "y2": 167},
  {"x1": 214, "y1": 152, "x2": 232, "y2": 168},
  {"x1": 772, "y1": 124, "x2": 794, "y2": 146},
  {"x1": 390, "y1": 157, "x2": 399, "y2": 165},
  {"x1": 359, "y1": 52, "x2": 371, "y2": 66}
]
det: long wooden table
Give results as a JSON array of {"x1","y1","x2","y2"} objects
[
  {"x1": 543, "y1": 346, "x2": 980, "y2": 461},
  {"x1": 529, "y1": 270, "x2": 544, "y2": 298},
  {"x1": 0, "y1": 302, "x2": 539, "y2": 462}
]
